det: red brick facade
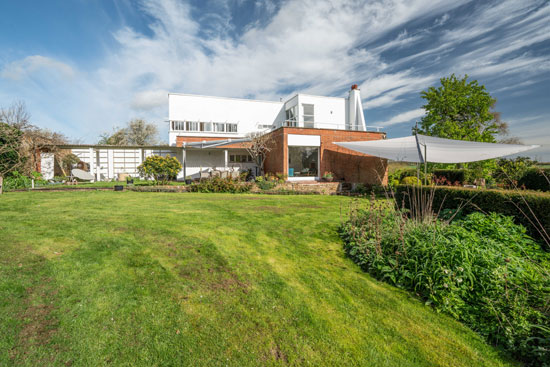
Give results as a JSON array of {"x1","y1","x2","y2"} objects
[
  {"x1": 264, "y1": 127, "x2": 387, "y2": 185},
  {"x1": 175, "y1": 127, "x2": 388, "y2": 184}
]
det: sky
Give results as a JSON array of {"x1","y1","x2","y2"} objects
[{"x1": 0, "y1": 0, "x2": 549, "y2": 159}]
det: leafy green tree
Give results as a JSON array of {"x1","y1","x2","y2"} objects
[
  {"x1": 137, "y1": 155, "x2": 181, "y2": 185},
  {"x1": 414, "y1": 74, "x2": 507, "y2": 142}
]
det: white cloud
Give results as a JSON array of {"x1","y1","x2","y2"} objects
[
  {"x1": 1, "y1": 55, "x2": 75, "y2": 80},
  {"x1": 374, "y1": 108, "x2": 425, "y2": 127},
  {"x1": 131, "y1": 90, "x2": 168, "y2": 110}
]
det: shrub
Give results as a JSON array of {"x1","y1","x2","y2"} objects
[
  {"x1": 137, "y1": 155, "x2": 182, "y2": 185},
  {"x1": 340, "y1": 207, "x2": 550, "y2": 365},
  {"x1": 256, "y1": 180, "x2": 277, "y2": 191},
  {"x1": 493, "y1": 157, "x2": 536, "y2": 189},
  {"x1": 189, "y1": 176, "x2": 251, "y2": 193},
  {"x1": 394, "y1": 185, "x2": 550, "y2": 246},
  {"x1": 432, "y1": 169, "x2": 465, "y2": 185},
  {"x1": 400, "y1": 176, "x2": 421, "y2": 185},
  {"x1": 4, "y1": 171, "x2": 48, "y2": 190},
  {"x1": 519, "y1": 168, "x2": 550, "y2": 192}
]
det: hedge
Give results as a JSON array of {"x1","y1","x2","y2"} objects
[
  {"x1": 394, "y1": 185, "x2": 550, "y2": 245},
  {"x1": 518, "y1": 168, "x2": 550, "y2": 192},
  {"x1": 432, "y1": 169, "x2": 465, "y2": 184}
]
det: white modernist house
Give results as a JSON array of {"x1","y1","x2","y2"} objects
[
  {"x1": 168, "y1": 85, "x2": 371, "y2": 146},
  {"x1": 40, "y1": 85, "x2": 385, "y2": 182}
]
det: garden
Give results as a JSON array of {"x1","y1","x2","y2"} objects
[{"x1": 0, "y1": 191, "x2": 521, "y2": 366}]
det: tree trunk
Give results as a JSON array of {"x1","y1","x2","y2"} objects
[{"x1": 0, "y1": 176, "x2": 3, "y2": 195}]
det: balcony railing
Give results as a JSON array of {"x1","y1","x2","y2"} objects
[{"x1": 276, "y1": 120, "x2": 383, "y2": 132}]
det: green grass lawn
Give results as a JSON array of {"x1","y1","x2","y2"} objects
[{"x1": 0, "y1": 192, "x2": 516, "y2": 366}]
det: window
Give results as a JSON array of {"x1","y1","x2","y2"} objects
[
  {"x1": 302, "y1": 104, "x2": 314, "y2": 128},
  {"x1": 171, "y1": 121, "x2": 236, "y2": 133},
  {"x1": 186, "y1": 121, "x2": 199, "y2": 131},
  {"x1": 285, "y1": 106, "x2": 298, "y2": 126},
  {"x1": 288, "y1": 146, "x2": 318, "y2": 177},
  {"x1": 229, "y1": 154, "x2": 253, "y2": 163},
  {"x1": 172, "y1": 121, "x2": 185, "y2": 131}
]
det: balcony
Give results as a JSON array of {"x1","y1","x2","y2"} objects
[{"x1": 276, "y1": 120, "x2": 382, "y2": 132}]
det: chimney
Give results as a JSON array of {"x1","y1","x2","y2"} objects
[{"x1": 348, "y1": 83, "x2": 366, "y2": 131}]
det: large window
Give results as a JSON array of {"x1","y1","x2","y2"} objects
[
  {"x1": 302, "y1": 104, "x2": 314, "y2": 128},
  {"x1": 288, "y1": 146, "x2": 318, "y2": 177}
]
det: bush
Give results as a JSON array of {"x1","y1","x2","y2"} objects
[
  {"x1": 340, "y1": 208, "x2": 550, "y2": 365},
  {"x1": 4, "y1": 171, "x2": 48, "y2": 190},
  {"x1": 189, "y1": 176, "x2": 251, "y2": 193},
  {"x1": 400, "y1": 176, "x2": 421, "y2": 185},
  {"x1": 432, "y1": 169, "x2": 465, "y2": 185},
  {"x1": 519, "y1": 168, "x2": 550, "y2": 192},
  {"x1": 493, "y1": 157, "x2": 536, "y2": 188},
  {"x1": 256, "y1": 180, "x2": 277, "y2": 191},
  {"x1": 395, "y1": 185, "x2": 550, "y2": 246},
  {"x1": 137, "y1": 155, "x2": 182, "y2": 185}
]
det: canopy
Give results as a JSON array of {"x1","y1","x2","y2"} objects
[{"x1": 334, "y1": 134, "x2": 539, "y2": 163}]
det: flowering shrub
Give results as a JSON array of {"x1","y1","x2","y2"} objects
[
  {"x1": 340, "y1": 204, "x2": 550, "y2": 365},
  {"x1": 137, "y1": 155, "x2": 181, "y2": 185}
]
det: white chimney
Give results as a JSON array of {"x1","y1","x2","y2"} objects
[{"x1": 348, "y1": 84, "x2": 366, "y2": 131}]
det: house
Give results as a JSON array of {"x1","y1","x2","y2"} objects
[
  {"x1": 170, "y1": 85, "x2": 388, "y2": 183},
  {"x1": 39, "y1": 85, "x2": 388, "y2": 184}
]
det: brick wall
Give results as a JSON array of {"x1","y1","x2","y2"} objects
[{"x1": 264, "y1": 127, "x2": 387, "y2": 185}]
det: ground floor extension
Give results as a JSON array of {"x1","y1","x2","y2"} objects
[{"x1": 40, "y1": 127, "x2": 388, "y2": 185}]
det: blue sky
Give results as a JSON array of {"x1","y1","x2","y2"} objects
[{"x1": 1, "y1": 0, "x2": 549, "y2": 159}]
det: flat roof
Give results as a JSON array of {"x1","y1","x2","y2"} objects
[
  {"x1": 168, "y1": 92, "x2": 347, "y2": 105},
  {"x1": 168, "y1": 92, "x2": 284, "y2": 105}
]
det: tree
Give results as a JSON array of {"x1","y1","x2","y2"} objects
[
  {"x1": 137, "y1": 155, "x2": 181, "y2": 185},
  {"x1": 242, "y1": 131, "x2": 275, "y2": 176},
  {"x1": 99, "y1": 119, "x2": 158, "y2": 145},
  {"x1": 21, "y1": 127, "x2": 68, "y2": 176},
  {"x1": 0, "y1": 102, "x2": 28, "y2": 194},
  {"x1": 414, "y1": 74, "x2": 508, "y2": 142}
]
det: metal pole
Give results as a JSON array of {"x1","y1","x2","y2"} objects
[
  {"x1": 424, "y1": 144, "x2": 427, "y2": 186},
  {"x1": 183, "y1": 147, "x2": 187, "y2": 179}
]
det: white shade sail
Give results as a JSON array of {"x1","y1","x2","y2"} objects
[{"x1": 334, "y1": 134, "x2": 539, "y2": 163}]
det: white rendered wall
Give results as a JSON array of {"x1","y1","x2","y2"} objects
[
  {"x1": 295, "y1": 95, "x2": 347, "y2": 129},
  {"x1": 169, "y1": 94, "x2": 285, "y2": 145},
  {"x1": 287, "y1": 134, "x2": 321, "y2": 147},
  {"x1": 71, "y1": 148, "x2": 180, "y2": 180},
  {"x1": 40, "y1": 153, "x2": 55, "y2": 180}
]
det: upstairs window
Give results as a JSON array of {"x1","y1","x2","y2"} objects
[
  {"x1": 303, "y1": 104, "x2": 314, "y2": 123},
  {"x1": 186, "y1": 121, "x2": 199, "y2": 131},
  {"x1": 303, "y1": 104, "x2": 314, "y2": 128}
]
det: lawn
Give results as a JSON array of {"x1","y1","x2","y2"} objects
[{"x1": 0, "y1": 192, "x2": 516, "y2": 366}]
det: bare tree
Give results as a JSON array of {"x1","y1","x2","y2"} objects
[
  {"x1": 0, "y1": 102, "x2": 71, "y2": 193},
  {"x1": 98, "y1": 119, "x2": 158, "y2": 146},
  {"x1": 243, "y1": 131, "x2": 275, "y2": 176}
]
